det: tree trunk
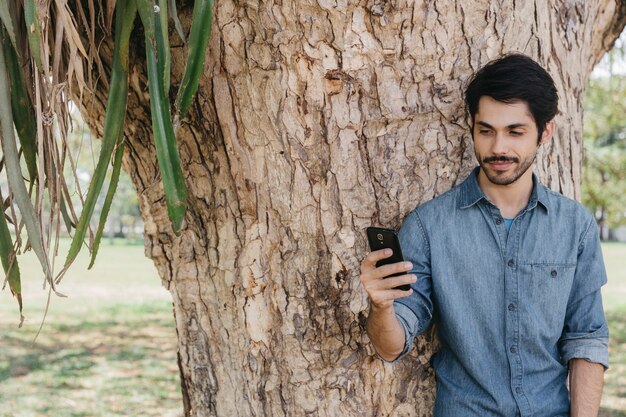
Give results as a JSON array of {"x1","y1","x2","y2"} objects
[{"x1": 75, "y1": 1, "x2": 626, "y2": 416}]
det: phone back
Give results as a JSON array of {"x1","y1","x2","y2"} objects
[{"x1": 366, "y1": 227, "x2": 409, "y2": 290}]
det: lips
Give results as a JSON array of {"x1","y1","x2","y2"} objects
[{"x1": 489, "y1": 161, "x2": 514, "y2": 171}]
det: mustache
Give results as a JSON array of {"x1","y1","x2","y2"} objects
[{"x1": 483, "y1": 156, "x2": 519, "y2": 163}]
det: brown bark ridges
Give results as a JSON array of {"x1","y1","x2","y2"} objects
[{"x1": 73, "y1": 1, "x2": 626, "y2": 416}]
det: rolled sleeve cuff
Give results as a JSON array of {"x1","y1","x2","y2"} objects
[
  {"x1": 560, "y1": 324, "x2": 610, "y2": 369},
  {"x1": 375, "y1": 303, "x2": 420, "y2": 363}
]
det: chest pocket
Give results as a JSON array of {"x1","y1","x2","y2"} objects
[
  {"x1": 524, "y1": 263, "x2": 576, "y2": 332},
  {"x1": 531, "y1": 262, "x2": 575, "y2": 284}
]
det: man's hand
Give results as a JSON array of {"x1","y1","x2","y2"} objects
[
  {"x1": 359, "y1": 248, "x2": 416, "y2": 310},
  {"x1": 359, "y1": 249, "x2": 416, "y2": 361}
]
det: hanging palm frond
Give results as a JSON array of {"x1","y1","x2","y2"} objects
[
  {"x1": 1, "y1": 25, "x2": 38, "y2": 183},
  {"x1": 0, "y1": 39, "x2": 53, "y2": 291},
  {"x1": 0, "y1": 0, "x2": 215, "y2": 320},
  {"x1": 175, "y1": 0, "x2": 214, "y2": 119},
  {"x1": 62, "y1": 0, "x2": 137, "y2": 276},
  {"x1": 89, "y1": 141, "x2": 125, "y2": 269},
  {"x1": 138, "y1": 0, "x2": 188, "y2": 235}
]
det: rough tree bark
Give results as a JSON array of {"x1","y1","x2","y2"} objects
[{"x1": 75, "y1": 1, "x2": 626, "y2": 416}]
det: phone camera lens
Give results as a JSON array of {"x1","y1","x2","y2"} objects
[{"x1": 377, "y1": 233, "x2": 383, "y2": 240}]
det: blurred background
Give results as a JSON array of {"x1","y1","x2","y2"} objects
[
  {"x1": 583, "y1": 31, "x2": 626, "y2": 417},
  {"x1": 1, "y1": 29, "x2": 626, "y2": 417}
]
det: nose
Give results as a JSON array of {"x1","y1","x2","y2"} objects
[{"x1": 491, "y1": 132, "x2": 509, "y2": 155}]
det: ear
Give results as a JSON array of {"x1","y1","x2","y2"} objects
[{"x1": 539, "y1": 120, "x2": 556, "y2": 145}]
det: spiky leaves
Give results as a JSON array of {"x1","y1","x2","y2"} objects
[
  {"x1": 0, "y1": 203, "x2": 22, "y2": 324},
  {"x1": 1, "y1": 26, "x2": 38, "y2": 183},
  {"x1": 24, "y1": 0, "x2": 43, "y2": 71},
  {"x1": 175, "y1": 0, "x2": 214, "y2": 119},
  {"x1": 88, "y1": 142, "x2": 125, "y2": 269},
  {"x1": 63, "y1": 1, "x2": 137, "y2": 272},
  {"x1": 0, "y1": 0, "x2": 17, "y2": 50},
  {"x1": 138, "y1": 0, "x2": 187, "y2": 235},
  {"x1": 0, "y1": 36, "x2": 51, "y2": 295},
  {"x1": 0, "y1": 0, "x2": 217, "y2": 314}
]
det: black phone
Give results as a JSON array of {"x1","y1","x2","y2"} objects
[{"x1": 366, "y1": 227, "x2": 411, "y2": 291}]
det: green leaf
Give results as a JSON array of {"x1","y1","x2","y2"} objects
[
  {"x1": 59, "y1": 192, "x2": 75, "y2": 233},
  {"x1": 0, "y1": 40, "x2": 51, "y2": 286},
  {"x1": 63, "y1": 1, "x2": 137, "y2": 270},
  {"x1": 24, "y1": 0, "x2": 43, "y2": 71},
  {"x1": 168, "y1": 0, "x2": 186, "y2": 44},
  {"x1": 88, "y1": 142, "x2": 125, "y2": 269},
  {"x1": 175, "y1": 0, "x2": 214, "y2": 118},
  {"x1": 158, "y1": 0, "x2": 170, "y2": 93},
  {"x1": 138, "y1": 0, "x2": 170, "y2": 91},
  {"x1": 1, "y1": 25, "x2": 38, "y2": 182},
  {"x1": 145, "y1": 42, "x2": 188, "y2": 234},
  {"x1": 139, "y1": 0, "x2": 187, "y2": 234},
  {"x1": 136, "y1": 1, "x2": 156, "y2": 43},
  {"x1": 0, "y1": 207, "x2": 22, "y2": 318},
  {"x1": 0, "y1": 0, "x2": 18, "y2": 51}
]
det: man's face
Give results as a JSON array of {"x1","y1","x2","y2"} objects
[{"x1": 472, "y1": 96, "x2": 552, "y2": 186}]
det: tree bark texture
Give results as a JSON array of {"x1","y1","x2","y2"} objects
[{"x1": 75, "y1": 1, "x2": 626, "y2": 416}]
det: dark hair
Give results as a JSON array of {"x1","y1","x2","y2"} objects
[{"x1": 465, "y1": 53, "x2": 558, "y2": 139}]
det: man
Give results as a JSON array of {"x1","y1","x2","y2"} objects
[{"x1": 360, "y1": 54, "x2": 609, "y2": 417}]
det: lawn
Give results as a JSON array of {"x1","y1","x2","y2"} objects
[
  {"x1": 0, "y1": 239, "x2": 182, "y2": 417},
  {"x1": 601, "y1": 242, "x2": 626, "y2": 416},
  {"x1": 0, "y1": 240, "x2": 624, "y2": 416}
]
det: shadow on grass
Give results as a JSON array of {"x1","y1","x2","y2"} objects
[
  {"x1": 0, "y1": 341, "x2": 96, "y2": 383},
  {"x1": 0, "y1": 301, "x2": 181, "y2": 417}
]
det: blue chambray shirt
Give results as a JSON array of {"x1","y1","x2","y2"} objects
[{"x1": 392, "y1": 167, "x2": 609, "y2": 417}]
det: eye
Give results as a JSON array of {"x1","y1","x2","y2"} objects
[
  {"x1": 479, "y1": 129, "x2": 494, "y2": 135},
  {"x1": 510, "y1": 131, "x2": 523, "y2": 136}
]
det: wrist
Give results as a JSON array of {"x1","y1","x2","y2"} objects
[{"x1": 370, "y1": 301, "x2": 395, "y2": 315}]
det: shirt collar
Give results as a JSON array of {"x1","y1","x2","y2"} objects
[{"x1": 459, "y1": 166, "x2": 550, "y2": 214}]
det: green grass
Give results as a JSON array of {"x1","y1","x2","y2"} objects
[
  {"x1": 600, "y1": 242, "x2": 626, "y2": 416},
  {"x1": 0, "y1": 240, "x2": 625, "y2": 416},
  {"x1": 602, "y1": 304, "x2": 626, "y2": 416},
  {"x1": 602, "y1": 242, "x2": 626, "y2": 311},
  {"x1": 0, "y1": 238, "x2": 181, "y2": 417}
]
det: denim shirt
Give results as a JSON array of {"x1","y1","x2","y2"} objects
[{"x1": 393, "y1": 167, "x2": 609, "y2": 417}]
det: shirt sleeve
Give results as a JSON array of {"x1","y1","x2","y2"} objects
[
  {"x1": 385, "y1": 209, "x2": 434, "y2": 362},
  {"x1": 558, "y1": 218, "x2": 609, "y2": 369}
]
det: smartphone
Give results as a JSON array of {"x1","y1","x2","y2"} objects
[{"x1": 366, "y1": 226, "x2": 411, "y2": 291}]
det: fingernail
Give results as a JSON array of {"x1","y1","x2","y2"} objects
[
  {"x1": 404, "y1": 262, "x2": 412, "y2": 269},
  {"x1": 385, "y1": 249, "x2": 392, "y2": 255}
]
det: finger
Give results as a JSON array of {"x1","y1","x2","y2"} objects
[
  {"x1": 389, "y1": 288, "x2": 413, "y2": 300},
  {"x1": 360, "y1": 249, "x2": 393, "y2": 274},
  {"x1": 364, "y1": 248, "x2": 393, "y2": 265},
  {"x1": 369, "y1": 261, "x2": 413, "y2": 280},
  {"x1": 371, "y1": 288, "x2": 414, "y2": 307},
  {"x1": 373, "y1": 274, "x2": 417, "y2": 291},
  {"x1": 360, "y1": 261, "x2": 412, "y2": 287}
]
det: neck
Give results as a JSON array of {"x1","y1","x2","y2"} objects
[{"x1": 477, "y1": 168, "x2": 534, "y2": 219}]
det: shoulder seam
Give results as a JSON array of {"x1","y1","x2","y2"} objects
[
  {"x1": 411, "y1": 209, "x2": 431, "y2": 254},
  {"x1": 578, "y1": 216, "x2": 595, "y2": 253}
]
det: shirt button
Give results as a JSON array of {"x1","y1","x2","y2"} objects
[
  {"x1": 507, "y1": 259, "x2": 515, "y2": 267},
  {"x1": 496, "y1": 218, "x2": 503, "y2": 225},
  {"x1": 508, "y1": 303, "x2": 516, "y2": 311},
  {"x1": 551, "y1": 270, "x2": 558, "y2": 277},
  {"x1": 515, "y1": 387, "x2": 522, "y2": 394},
  {"x1": 510, "y1": 346, "x2": 517, "y2": 353}
]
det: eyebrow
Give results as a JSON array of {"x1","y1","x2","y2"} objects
[{"x1": 476, "y1": 121, "x2": 529, "y2": 129}]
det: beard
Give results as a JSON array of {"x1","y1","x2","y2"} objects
[{"x1": 476, "y1": 151, "x2": 537, "y2": 186}]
